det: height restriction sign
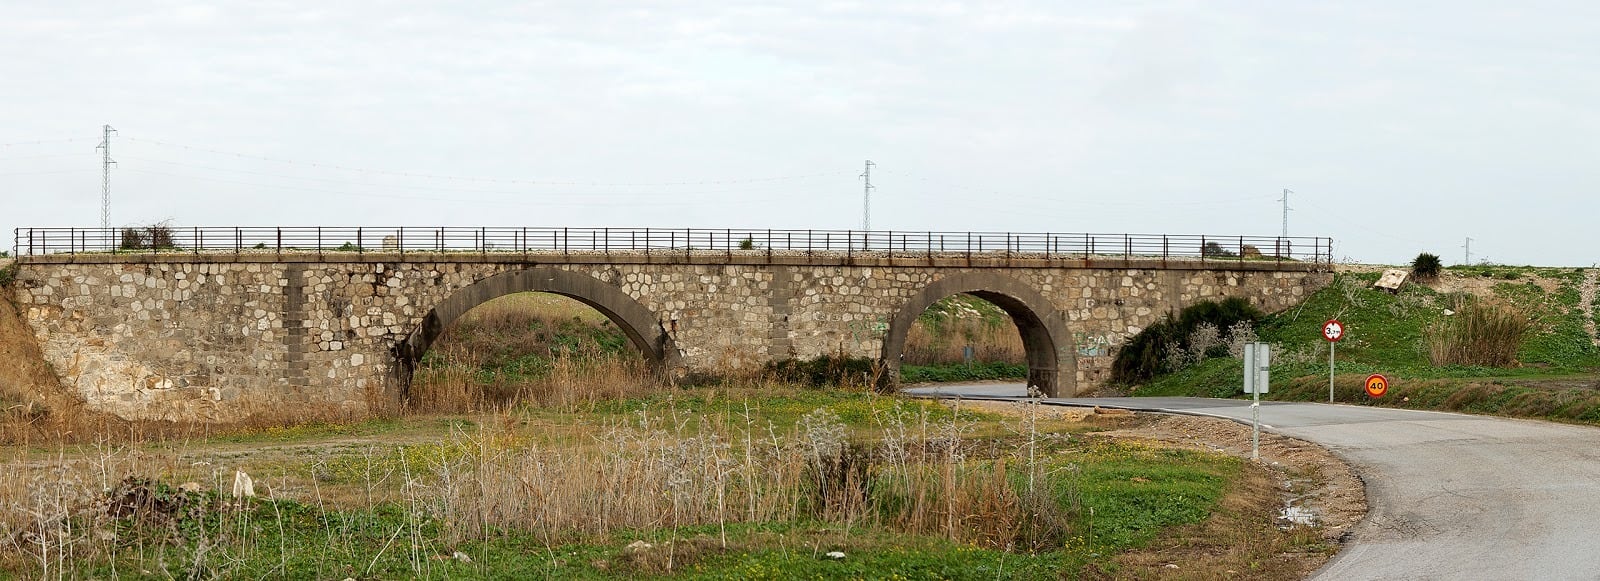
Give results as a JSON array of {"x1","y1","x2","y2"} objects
[{"x1": 1323, "y1": 319, "x2": 1345, "y2": 342}]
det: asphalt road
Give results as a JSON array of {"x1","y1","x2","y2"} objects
[{"x1": 905, "y1": 384, "x2": 1600, "y2": 580}]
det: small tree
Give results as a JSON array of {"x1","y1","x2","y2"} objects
[
  {"x1": 1412, "y1": 252, "x2": 1443, "y2": 281},
  {"x1": 1201, "y1": 241, "x2": 1236, "y2": 258},
  {"x1": 119, "y1": 221, "x2": 176, "y2": 251}
]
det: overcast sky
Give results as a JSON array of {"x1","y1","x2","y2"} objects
[{"x1": 3, "y1": 1, "x2": 1596, "y2": 266}]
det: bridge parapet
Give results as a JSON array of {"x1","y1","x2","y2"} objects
[{"x1": 15, "y1": 226, "x2": 1332, "y2": 268}]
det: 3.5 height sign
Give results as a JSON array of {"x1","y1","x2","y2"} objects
[{"x1": 1323, "y1": 319, "x2": 1343, "y2": 402}]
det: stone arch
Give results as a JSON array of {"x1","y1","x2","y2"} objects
[
  {"x1": 395, "y1": 267, "x2": 678, "y2": 387},
  {"x1": 881, "y1": 272, "x2": 1076, "y2": 397}
]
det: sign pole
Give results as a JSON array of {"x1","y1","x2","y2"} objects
[
  {"x1": 1245, "y1": 343, "x2": 1264, "y2": 462},
  {"x1": 1322, "y1": 319, "x2": 1344, "y2": 403},
  {"x1": 1329, "y1": 341, "x2": 1335, "y2": 403},
  {"x1": 1252, "y1": 380, "x2": 1260, "y2": 462}
]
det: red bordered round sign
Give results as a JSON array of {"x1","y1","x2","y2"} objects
[
  {"x1": 1365, "y1": 374, "x2": 1389, "y2": 398},
  {"x1": 1323, "y1": 319, "x2": 1345, "y2": 342}
]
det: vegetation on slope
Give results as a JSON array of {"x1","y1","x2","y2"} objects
[{"x1": 1132, "y1": 267, "x2": 1600, "y2": 422}]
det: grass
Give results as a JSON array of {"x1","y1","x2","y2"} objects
[
  {"x1": 0, "y1": 387, "x2": 1266, "y2": 579},
  {"x1": 902, "y1": 361, "x2": 1028, "y2": 383},
  {"x1": 0, "y1": 289, "x2": 1342, "y2": 578},
  {"x1": 1134, "y1": 269, "x2": 1600, "y2": 422}
]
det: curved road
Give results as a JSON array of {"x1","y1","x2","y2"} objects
[{"x1": 906, "y1": 384, "x2": 1600, "y2": 580}]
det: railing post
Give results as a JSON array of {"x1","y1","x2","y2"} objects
[
  {"x1": 317, "y1": 227, "x2": 323, "y2": 258},
  {"x1": 1124, "y1": 234, "x2": 1130, "y2": 261},
  {"x1": 234, "y1": 227, "x2": 240, "y2": 256},
  {"x1": 1162, "y1": 235, "x2": 1169, "y2": 267},
  {"x1": 1238, "y1": 236, "x2": 1244, "y2": 264},
  {"x1": 398, "y1": 227, "x2": 405, "y2": 259},
  {"x1": 1200, "y1": 235, "x2": 1206, "y2": 264},
  {"x1": 766, "y1": 229, "x2": 772, "y2": 262},
  {"x1": 195, "y1": 227, "x2": 201, "y2": 256},
  {"x1": 357, "y1": 228, "x2": 363, "y2": 255}
]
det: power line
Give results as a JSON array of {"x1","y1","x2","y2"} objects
[
  {"x1": 0, "y1": 137, "x2": 89, "y2": 148},
  {"x1": 0, "y1": 153, "x2": 96, "y2": 162},
  {"x1": 121, "y1": 136, "x2": 848, "y2": 187},
  {"x1": 96, "y1": 125, "x2": 116, "y2": 229},
  {"x1": 119, "y1": 168, "x2": 800, "y2": 207},
  {"x1": 112, "y1": 155, "x2": 838, "y2": 198}
]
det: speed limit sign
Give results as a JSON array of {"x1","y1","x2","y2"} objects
[{"x1": 1322, "y1": 319, "x2": 1345, "y2": 342}]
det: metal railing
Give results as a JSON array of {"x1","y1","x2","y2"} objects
[{"x1": 13, "y1": 227, "x2": 1332, "y2": 266}]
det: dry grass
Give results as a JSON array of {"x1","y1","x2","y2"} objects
[
  {"x1": 1425, "y1": 297, "x2": 1530, "y2": 367},
  {"x1": 433, "y1": 401, "x2": 1072, "y2": 551},
  {"x1": 0, "y1": 396, "x2": 1078, "y2": 577},
  {"x1": 903, "y1": 316, "x2": 1025, "y2": 366},
  {"x1": 407, "y1": 292, "x2": 651, "y2": 414},
  {"x1": 409, "y1": 351, "x2": 653, "y2": 414}
]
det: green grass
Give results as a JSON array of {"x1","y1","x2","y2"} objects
[
  {"x1": 901, "y1": 361, "x2": 1028, "y2": 383},
  {"x1": 1134, "y1": 269, "x2": 1600, "y2": 422},
  {"x1": 582, "y1": 388, "x2": 1002, "y2": 430},
  {"x1": 202, "y1": 417, "x2": 408, "y2": 444}
]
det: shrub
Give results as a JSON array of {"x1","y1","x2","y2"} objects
[
  {"x1": 1425, "y1": 297, "x2": 1528, "y2": 367},
  {"x1": 1201, "y1": 242, "x2": 1236, "y2": 258},
  {"x1": 766, "y1": 354, "x2": 881, "y2": 388},
  {"x1": 1411, "y1": 252, "x2": 1443, "y2": 281},
  {"x1": 119, "y1": 222, "x2": 176, "y2": 251},
  {"x1": 1111, "y1": 297, "x2": 1262, "y2": 384},
  {"x1": 738, "y1": 237, "x2": 756, "y2": 250}
]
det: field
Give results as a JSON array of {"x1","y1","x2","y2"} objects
[{"x1": 0, "y1": 291, "x2": 1335, "y2": 579}]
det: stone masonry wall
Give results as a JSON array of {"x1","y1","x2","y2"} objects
[{"x1": 13, "y1": 255, "x2": 1331, "y2": 421}]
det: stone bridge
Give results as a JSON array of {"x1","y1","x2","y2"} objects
[{"x1": 8, "y1": 228, "x2": 1333, "y2": 421}]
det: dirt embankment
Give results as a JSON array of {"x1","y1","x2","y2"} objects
[{"x1": 0, "y1": 285, "x2": 83, "y2": 426}]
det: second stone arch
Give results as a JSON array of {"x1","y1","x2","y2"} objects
[{"x1": 880, "y1": 272, "x2": 1076, "y2": 397}]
